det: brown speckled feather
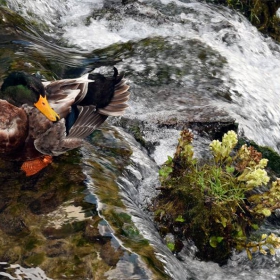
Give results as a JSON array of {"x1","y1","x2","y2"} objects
[
  {"x1": 0, "y1": 100, "x2": 28, "y2": 153},
  {"x1": 34, "y1": 119, "x2": 84, "y2": 156}
]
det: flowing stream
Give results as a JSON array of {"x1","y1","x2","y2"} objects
[{"x1": 1, "y1": 0, "x2": 280, "y2": 279}]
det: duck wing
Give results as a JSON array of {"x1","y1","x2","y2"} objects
[
  {"x1": 44, "y1": 74, "x2": 93, "y2": 119},
  {"x1": 97, "y1": 76, "x2": 130, "y2": 116},
  {"x1": 67, "y1": 105, "x2": 107, "y2": 139},
  {"x1": 66, "y1": 70, "x2": 130, "y2": 139},
  {"x1": 34, "y1": 116, "x2": 106, "y2": 156}
]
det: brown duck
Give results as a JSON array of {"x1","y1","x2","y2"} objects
[{"x1": 0, "y1": 67, "x2": 130, "y2": 176}]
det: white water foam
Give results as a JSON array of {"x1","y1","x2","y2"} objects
[
  {"x1": 21, "y1": 0, "x2": 280, "y2": 152},
  {"x1": 0, "y1": 264, "x2": 52, "y2": 280}
]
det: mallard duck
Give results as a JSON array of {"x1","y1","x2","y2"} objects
[{"x1": 0, "y1": 67, "x2": 130, "y2": 176}]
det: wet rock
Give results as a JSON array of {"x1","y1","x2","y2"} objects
[
  {"x1": 29, "y1": 190, "x2": 62, "y2": 215},
  {"x1": 0, "y1": 209, "x2": 30, "y2": 236},
  {"x1": 100, "y1": 241, "x2": 124, "y2": 266},
  {"x1": 45, "y1": 240, "x2": 69, "y2": 257},
  {"x1": 187, "y1": 120, "x2": 238, "y2": 141}
]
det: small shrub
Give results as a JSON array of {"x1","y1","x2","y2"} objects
[{"x1": 155, "y1": 130, "x2": 280, "y2": 263}]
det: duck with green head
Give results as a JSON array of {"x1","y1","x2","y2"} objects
[
  {"x1": 0, "y1": 67, "x2": 130, "y2": 176},
  {"x1": 0, "y1": 71, "x2": 60, "y2": 122}
]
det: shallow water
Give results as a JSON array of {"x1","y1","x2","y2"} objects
[{"x1": 2, "y1": 0, "x2": 280, "y2": 279}]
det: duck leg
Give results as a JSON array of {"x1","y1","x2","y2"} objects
[{"x1": 21, "y1": 155, "x2": 53, "y2": 176}]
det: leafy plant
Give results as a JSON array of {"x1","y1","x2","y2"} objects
[
  {"x1": 155, "y1": 129, "x2": 280, "y2": 263},
  {"x1": 167, "y1": 242, "x2": 175, "y2": 252}
]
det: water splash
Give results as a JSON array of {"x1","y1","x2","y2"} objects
[{"x1": 0, "y1": 264, "x2": 52, "y2": 280}]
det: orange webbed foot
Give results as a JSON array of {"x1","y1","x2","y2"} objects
[{"x1": 21, "y1": 155, "x2": 53, "y2": 176}]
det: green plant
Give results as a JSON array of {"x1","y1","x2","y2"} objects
[
  {"x1": 155, "y1": 129, "x2": 280, "y2": 263},
  {"x1": 235, "y1": 232, "x2": 280, "y2": 259}
]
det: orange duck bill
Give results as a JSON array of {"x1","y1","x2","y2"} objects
[
  {"x1": 21, "y1": 155, "x2": 53, "y2": 176},
  {"x1": 34, "y1": 95, "x2": 60, "y2": 122}
]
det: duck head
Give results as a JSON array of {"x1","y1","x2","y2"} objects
[{"x1": 1, "y1": 71, "x2": 60, "y2": 122}]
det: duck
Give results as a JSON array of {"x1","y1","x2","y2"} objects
[{"x1": 0, "y1": 67, "x2": 130, "y2": 176}]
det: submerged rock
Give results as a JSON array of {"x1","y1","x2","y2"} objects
[{"x1": 0, "y1": 126, "x2": 168, "y2": 279}]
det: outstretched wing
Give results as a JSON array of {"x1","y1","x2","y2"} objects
[
  {"x1": 66, "y1": 73, "x2": 130, "y2": 139},
  {"x1": 98, "y1": 77, "x2": 130, "y2": 116},
  {"x1": 67, "y1": 105, "x2": 107, "y2": 139},
  {"x1": 44, "y1": 74, "x2": 93, "y2": 119}
]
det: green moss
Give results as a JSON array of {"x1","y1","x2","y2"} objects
[
  {"x1": 25, "y1": 253, "x2": 45, "y2": 266},
  {"x1": 24, "y1": 235, "x2": 41, "y2": 251},
  {"x1": 110, "y1": 211, "x2": 145, "y2": 241},
  {"x1": 167, "y1": 242, "x2": 175, "y2": 251},
  {"x1": 74, "y1": 235, "x2": 87, "y2": 247}
]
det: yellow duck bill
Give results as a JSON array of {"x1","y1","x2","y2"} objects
[{"x1": 34, "y1": 95, "x2": 60, "y2": 121}]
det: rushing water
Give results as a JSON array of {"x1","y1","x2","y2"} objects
[
  {"x1": 5, "y1": 0, "x2": 280, "y2": 156},
  {"x1": 2, "y1": 0, "x2": 280, "y2": 279}
]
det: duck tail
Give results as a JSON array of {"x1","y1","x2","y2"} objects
[{"x1": 98, "y1": 71, "x2": 130, "y2": 117}]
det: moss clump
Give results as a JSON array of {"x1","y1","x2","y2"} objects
[
  {"x1": 155, "y1": 130, "x2": 280, "y2": 264},
  {"x1": 25, "y1": 253, "x2": 45, "y2": 266},
  {"x1": 24, "y1": 235, "x2": 42, "y2": 251}
]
